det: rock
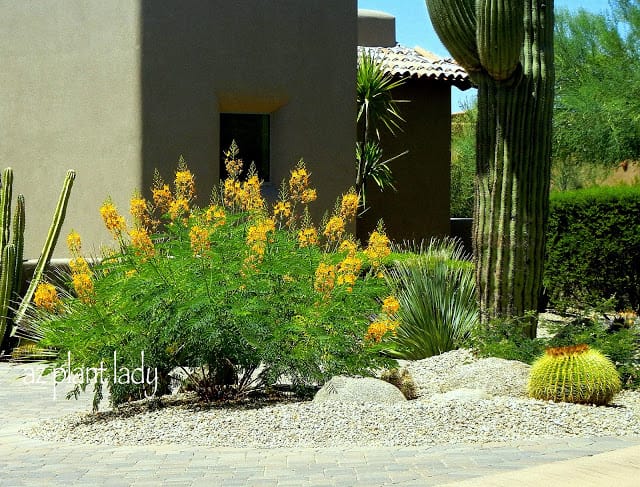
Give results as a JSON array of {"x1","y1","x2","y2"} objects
[
  {"x1": 313, "y1": 376, "x2": 407, "y2": 404},
  {"x1": 444, "y1": 358, "x2": 531, "y2": 398},
  {"x1": 430, "y1": 388, "x2": 491, "y2": 402}
]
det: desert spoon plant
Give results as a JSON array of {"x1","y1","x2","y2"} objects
[{"x1": 0, "y1": 167, "x2": 75, "y2": 354}]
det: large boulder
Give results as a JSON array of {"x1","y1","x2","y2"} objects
[
  {"x1": 313, "y1": 376, "x2": 407, "y2": 404},
  {"x1": 445, "y1": 357, "x2": 531, "y2": 398},
  {"x1": 401, "y1": 350, "x2": 531, "y2": 399}
]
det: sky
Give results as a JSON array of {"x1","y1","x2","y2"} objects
[{"x1": 357, "y1": 0, "x2": 613, "y2": 111}]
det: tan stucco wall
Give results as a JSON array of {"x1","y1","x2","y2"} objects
[
  {"x1": 1, "y1": 0, "x2": 142, "y2": 259},
  {"x1": 357, "y1": 79, "x2": 451, "y2": 244},
  {"x1": 139, "y1": 0, "x2": 356, "y2": 231},
  {"x1": 2, "y1": 0, "x2": 356, "y2": 259}
]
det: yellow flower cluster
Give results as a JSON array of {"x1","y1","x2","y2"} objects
[
  {"x1": 129, "y1": 228, "x2": 155, "y2": 259},
  {"x1": 224, "y1": 151, "x2": 244, "y2": 180},
  {"x1": 224, "y1": 179, "x2": 242, "y2": 207},
  {"x1": 152, "y1": 184, "x2": 173, "y2": 214},
  {"x1": 298, "y1": 227, "x2": 318, "y2": 248},
  {"x1": 314, "y1": 262, "x2": 336, "y2": 295},
  {"x1": 365, "y1": 295, "x2": 400, "y2": 343},
  {"x1": 69, "y1": 256, "x2": 90, "y2": 275},
  {"x1": 365, "y1": 319, "x2": 398, "y2": 343},
  {"x1": 338, "y1": 240, "x2": 357, "y2": 255},
  {"x1": 66, "y1": 231, "x2": 82, "y2": 254},
  {"x1": 189, "y1": 225, "x2": 210, "y2": 255},
  {"x1": 72, "y1": 272, "x2": 95, "y2": 304},
  {"x1": 323, "y1": 216, "x2": 345, "y2": 243},
  {"x1": 340, "y1": 191, "x2": 359, "y2": 221},
  {"x1": 175, "y1": 169, "x2": 196, "y2": 201},
  {"x1": 241, "y1": 175, "x2": 264, "y2": 211},
  {"x1": 289, "y1": 166, "x2": 317, "y2": 204},
  {"x1": 273, "y1": 201, "x2": 292, "y2": 219},
  {"x1": 246, "y1": 218, "x2": 275, "y2": 259},
  {"x1": 168, "y1": 197, "x2": 189, "y2": 221},
  {"x1": 224, "y1": 175, "x2": 264, "y2": 211},
  {"x1": 336, "y1": 253, "x2": 362, "y2": 292},
  {"x1": 382, "y1": 295, "x2": 400, "y2": 315},
  {"x1": 34, "y1": 282, "x2": 61, "y2": 313},
  {"x1": 204, "y1": 205, "x2": 226, "y2": 228},
  {"x1": 100, "y1": 201, "x2": 126, "y2": 237},
  {"x1": 365, "y1": 230, "x2": 391, "y2": 267},
  {"x1": 130, "y1": 195, "x2": 151, "y2": 230},
  {"x1": 68, "y1": 248, "x2": 94, "y2": 304}
]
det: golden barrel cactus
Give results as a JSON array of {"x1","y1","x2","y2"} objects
[{"x1": 527, "y1": 344, "x2": 622, "y2": 406}]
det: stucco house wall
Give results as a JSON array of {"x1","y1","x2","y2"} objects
[
  {"x1": 1, "y1": 0, "x2": 356, "y2": 259},
  {"x1": 357, "y1": 78, "x2": 453, "y2": 242}
]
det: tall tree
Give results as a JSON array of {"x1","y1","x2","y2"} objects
[
  {"x1": 554, "y1": 1, "x2": 640, "y2": 169},
  {"x1": 426, "y1": 0, "x2": 555, "y2": 336}
]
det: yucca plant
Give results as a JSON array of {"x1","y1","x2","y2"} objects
[
  {"x1": 356, "y1": 51, "x2": 407, "y2": 210},
  {"x1": 384, "y1": 239, "x2": 478, "y2": 359}
]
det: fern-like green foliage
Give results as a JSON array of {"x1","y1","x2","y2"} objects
[
  {"x1": 384, "y1": 239, "x2": 478, "y2": 360},
  {"x1": 527, "y1": 344, "x2": 622, "y2": 405}
]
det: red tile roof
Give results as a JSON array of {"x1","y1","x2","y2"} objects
[{"x1": 358, "y1": 44, "x2": 472, "y2": 90}]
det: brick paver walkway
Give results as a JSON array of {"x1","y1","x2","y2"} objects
[{"x1": 2, "y1": 363, "x2": 639, "y2": 486}]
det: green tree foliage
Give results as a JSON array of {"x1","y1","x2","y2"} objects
[
  {"x1": 554, "y1": 0, "x2": 640, "y2": 169},
  {"x1": 450, "y1": 101, "x2": 477, "y2": 218}
]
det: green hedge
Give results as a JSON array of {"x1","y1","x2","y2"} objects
[{"x1": 545, "y1": 185, "x2": 640, "y2": 310}]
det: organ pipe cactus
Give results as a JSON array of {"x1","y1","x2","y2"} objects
[
  {"x1": 425, "y1": 0, "x2": 555, "y2": 336},
  {"x1": 0, "y1": 168, "x2": 75, "y2": 352}
]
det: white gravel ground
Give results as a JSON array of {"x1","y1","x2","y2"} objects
[{"x1": 27, "y1": 350, "x2": 640, "y2": 448}]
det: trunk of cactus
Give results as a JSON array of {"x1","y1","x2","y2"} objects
[{"x1": 426, "y1": 0, "x2": 554, "y2": 337}]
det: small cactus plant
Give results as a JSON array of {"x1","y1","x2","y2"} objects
[
  {"x1": 380, "y1": 367, "x2": 418, "y2": 400},
  {"x1": 527, "y1": 344, "x2": 622, "y2": 406}
]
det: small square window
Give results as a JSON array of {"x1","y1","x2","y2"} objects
[{"x1": 220, "y1": 113, "x2": 270, "y2": 181}]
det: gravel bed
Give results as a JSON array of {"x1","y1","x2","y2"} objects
[{"x1": 26, "y1": 350, "x2": 640, "y2": 448}]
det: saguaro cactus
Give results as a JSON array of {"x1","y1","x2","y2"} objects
[
  {"x1": 0, "y1": 168, "x2": 75, "y2": 352},
  {"x1": 426, "y1": 0, "x2": 554, "y2": 336}
]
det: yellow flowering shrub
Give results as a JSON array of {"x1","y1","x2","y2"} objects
[
  {"x1": 130, "y1": 193, "x2": 151, "y2": 230},
  {"x1": 273, "y1": 201, "x2": 292, "y2": 219},
  {"x1": 365, "y1": 228, "x2": 391, "y2": 268},
  {"x1": 336, "y1": 254, "x2": 362, "y2": 292},
  {"x1": 37, "y1": 148, "x2": 396, "y2": 409},
  {"x1": 204, "y1": 205, "x2": 226, "y2": 228}
]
